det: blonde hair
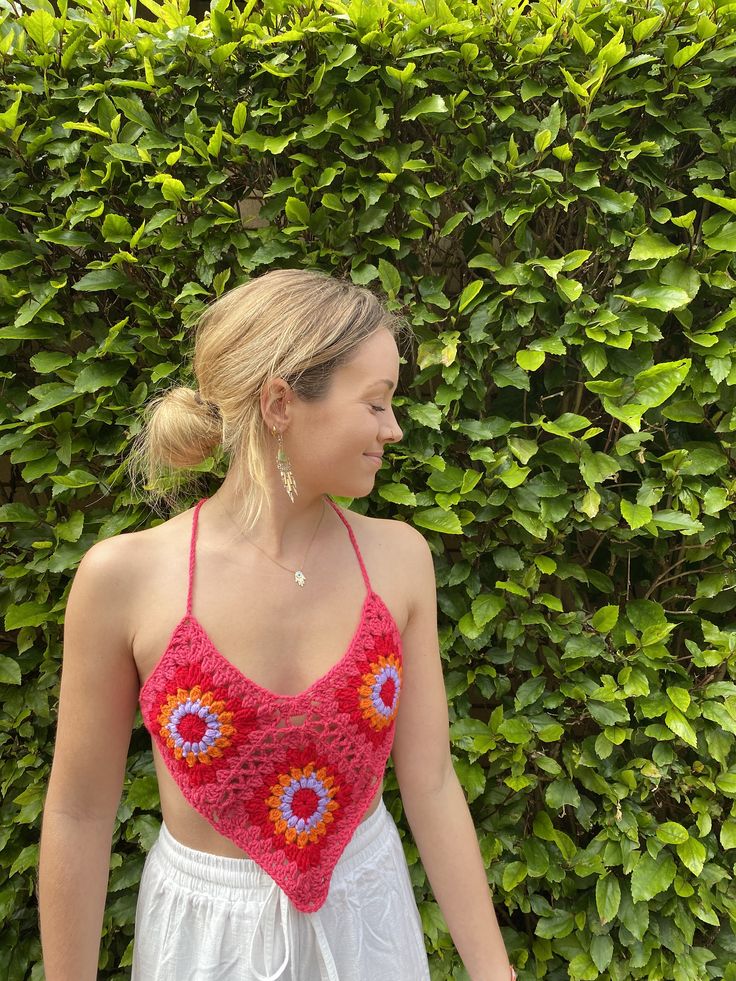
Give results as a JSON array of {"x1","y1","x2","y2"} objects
[{"x1": 126, "y1": 268, "x2": 414, "y2": 532}]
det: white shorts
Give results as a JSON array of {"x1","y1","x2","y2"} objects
[{"x1": 131, "y1": 797, "x2": 431, "y2": 981}]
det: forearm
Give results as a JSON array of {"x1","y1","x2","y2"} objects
[
  {"x1": 38, "y1": 809, "x2": 113, "y2": 981},
  {"x1": 402, "y1": 769, "x2": 513, "y2": 981}
]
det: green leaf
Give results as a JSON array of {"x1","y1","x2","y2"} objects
[
  {"x1": 633, "y1": 15, "x2": 662, "y2": 43},
  {"x1": 0, "y1": 250, "x2": 34, "y2": 270},
  {"x1": 285, "y1": 197, "x2": 310, "y2": 226},
  {"x1": 113, "y1": 95, "x2": 157, "y2": 132},
  {"x1": 598, "y1": 26, "x2": 627, "y2": 68},
  {"x1": 413, "y1": 507, "x2": 463, "y2": 535},
  {"x1": 502, "y1": 861, "x2": 528, "y2": 891},
  {"x1": 0, "y1": 93, "x2": 21, "y2": 132},
  {"x1": 0, "y1": 503, "x2": 38, "y2": 522},
  {"x1": 439, "y1": 212, "x2": 467, "y2": 237},
  {"x1": 660, "y1": 259, "x2": 700, "y2": 299},
  {"x1": 590, "y1": 935, "x2": 614, "y2": 973},
  {"x1": 656, "y1": 822, "x2": 689, "y2": 845},
  {"x1": 377, "y1": 483, "x2": 416, "y2": 506},
  {"x1": 9, "y1": 843, "x2": 39, "y2": 875},
  {"x1": 102, "y1": 214, "x2": 133, "y2": 243},
  {"x1": 676, "y1": 836, "x2": 706, "y2": 875},
  {"x1": 632, "y1": 359, "x2": 691, "y2": 408},
  {"x1": 705, "y1": 223, "x2": 736, "y2": 251},
  {"x1": 596, "y1": 873, "x2": 621, "y2": 924},
  {"x1": 0, "y1": 655, "x2": 21, "y2": 685},
  {"x1": 617, "y1": 284, "x2": 691, "y2": 311},
  {"x1": 37, "y1": 227, "x2": 94, "y2": 247},
  {"x1": 75, "y1": 362, "x2": 128, "y2": 392},
  {"x1": 407, "y1": 403, "x2": 442, "y2": 430},
  {"x1": 693, "y1": 186, "x2": 736, "y2": 215},
  {"x1": 516, "y1": 350, "x2": 545, "y2": 371},
  {"x1": 6, "y1": 601, "x2": 49, "y2": 630},
  {"x1": 152, "y1": 174, "x2": 185, "y2": 204},
  {"x1": 572, "y1": 22, "x2": 595, "y2": 55},
  {"x1": 620, "y1": 499, "x2": 652, "y2": 529},
  {"x1": 471, "y1": 593, "x2": 505, "y2": 627},
  {"x1": 591, "y1": 605, "x2": 619, "y2": 631},
  {"x1": 232, "y1": 102, "x2": 248, "y2": 135},
  {"x1": 126, "y1": 776, "x2": 160, "y2": 810},
  {"x1": 453, "y1": 758, "x2": 486, "y2": 802},
  {"x1": 715, "y1": 773, "x2": 736, "y2": 796},
  {"x1": 628, "y1": 230, "x2": 681, "y2": 261},
  {"x1": 666, "y1": 686, "x2": 690, "y2": 712},
  {"x1": 673, "y1": 41, "x2": 705, "y2": 69},
  {"x1": 630, "y1": 851, "x2": 676, "y2": 902},
  {"x1": 664, "y1": 706, "x2": 697, "y2": 748},
  {"x1": 516, "y1": 676, "x2": 545, "y2": 708},
  {"x1": 534, "y1": 129, "x2": 551, "y2": 153},
  {"x1": 378, "y1": 258, "x2": 401, "y2": 297},
  {"x1": 498, "y1": 717, "x2": 533, "y2": 744},
  {"x1": 350, "y1": 263, "x2": 378, "y2": 285},
  {"x1": 536, "y1": 910, "x2": 575, "y2": 939},
  {"x1": 586, "y1": 187, "x2": 637, "y2": 214},
  {"x1": 556, "y1": 276, "x2": 582, "y2": 301},
  {"x1": 105, "y1": 143, "x2": 142, "y2": 163},
  {"x1": 402, "y1": 95, "x2": 448, "y2": 120},
  {"x1": 24, "y1": 9, "x2": 57, "y2": 49},
  {"x1": 74, "y1": 269, "x2": 130, "y2": 292},
  {"x1": 545, "y1": 779, "x2": 581, "y2": 810},
  {"x1": 720, "y1": 820, "x2": 736, "y2": 849},
  {"x1": 458, "y1": 279, "x2": 483, "y2": 312}
]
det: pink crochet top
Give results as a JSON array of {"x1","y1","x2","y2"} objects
[{"x1": 138, "y1": 496, "x2": 403, "y2": 913}]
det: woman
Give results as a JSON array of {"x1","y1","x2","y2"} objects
[{"x1": 38, "y1": 269, "x2": 516, "y2": 980}]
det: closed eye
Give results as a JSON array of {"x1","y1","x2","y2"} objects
[{"x1": 370, "y1": 405, "x2": 386, "y2": 412}]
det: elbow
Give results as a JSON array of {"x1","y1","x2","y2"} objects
[{"x1": 395, "y1": 750, "x2": 456, "y2": 802}]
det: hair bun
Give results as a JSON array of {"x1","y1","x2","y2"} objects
[{"x1": 193, "y1": 391, "x2": 221, "y2": 419}]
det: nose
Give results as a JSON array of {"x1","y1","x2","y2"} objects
[{"x1": 384, "y1": 407, "x2": 403, "y2": 444}]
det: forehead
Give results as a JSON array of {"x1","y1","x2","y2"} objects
[{"x1": 337, "y1": 329, "x2": 400, "y2": 385}]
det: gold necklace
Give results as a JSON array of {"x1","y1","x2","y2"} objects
[{"x1": 216, "y1": 496, "x2": 326, "y2": 588}]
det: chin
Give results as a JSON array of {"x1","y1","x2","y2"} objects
[{"x1": 327, "y1": 480, "x2": 374, "y2": 500}]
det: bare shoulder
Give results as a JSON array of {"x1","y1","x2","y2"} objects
[
  {"x1": 347, "y1": 509, "x2": 435, "y2": 624},
  {"x1": 76, "y1": 508, "x2": 189, "y2": 628},
  {"x1": 385, "y1": 518, "x2": 437, "y2": 621}
]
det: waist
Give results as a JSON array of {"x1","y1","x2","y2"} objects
[{"x1": 150, "y1": 796, "x2": 390, "y2": 895}]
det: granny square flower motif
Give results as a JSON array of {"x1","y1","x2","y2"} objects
[
  {"x1": 266, "y1": 759, "x2": 340, "y2": 849},
  {"x1": 335, "y1": 628, "x2": 403, "y2": 746},
  {"x1": 145, "y1": 663, "x2": 257, "y2": 787}
]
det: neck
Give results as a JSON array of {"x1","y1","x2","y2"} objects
[{"x1": 207, "y1": 481, "x2": 330, "y2": 563}]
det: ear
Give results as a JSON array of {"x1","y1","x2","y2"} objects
[{"x1": 260, "y1": 376, "x2": 293, "y2": 431}]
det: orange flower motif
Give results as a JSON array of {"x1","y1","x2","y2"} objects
[
  {"x1": 266, "y1": 761, "x2": 341, "y2": 849},
  {"x1": 157, "y1": 683, "x2": 236, "y2": 768},
  {"x1": 358, "y1": 652, "x2": 402, "y2": 732}
]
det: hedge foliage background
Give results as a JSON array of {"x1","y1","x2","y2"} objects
[{"x1": 2, "y1": 0, "x2": 736, "y2": 976}]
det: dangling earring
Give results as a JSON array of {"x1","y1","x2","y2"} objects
[{"x1": 273, "y1": 426, "x2": 298, "y2": 503}]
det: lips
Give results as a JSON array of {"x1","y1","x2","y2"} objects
[{"x1": 364, "y1": 453, "x2": 383, "y2": 460}]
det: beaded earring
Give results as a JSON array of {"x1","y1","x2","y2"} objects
[{"x1": 273, "y1": 426, "x2": 297, "y2": 503}]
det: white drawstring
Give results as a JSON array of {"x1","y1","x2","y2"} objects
[
  {"x1": 311, "y1": 913, "x2": 339, "y2": 981},
  {"x1": 248, "y1": 880, "x2": 290, "y2": 981},
  {"x1": 247, "y1": 878, "x2": 340, "y2": 981}
]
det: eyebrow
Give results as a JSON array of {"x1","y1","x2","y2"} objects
[{"x1": 367, "y1": 379, "x2": 397, "y2": 391}]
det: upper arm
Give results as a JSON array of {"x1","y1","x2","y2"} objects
[
  {"x1": 44, "y1": 536, "x2": 140, "y2": 824},
  {"x1": 390, "y1": 521, "x2": 453, "y2": 797}
]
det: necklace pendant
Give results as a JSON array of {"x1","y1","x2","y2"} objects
[{"x1": 294, "y1": 570, "x2": 306, "y2": 587}]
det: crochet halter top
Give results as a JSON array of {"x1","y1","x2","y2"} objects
[{"x1": 138, "y1": 496, "x2": 403, "y2": 913}]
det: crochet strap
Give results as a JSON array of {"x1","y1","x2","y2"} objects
[
  {"x1": 186, "y1": 496, "x2": 371, "y2": 617},
  {"x1": 186, "y1": 497, "x2": 207, "y2": 616},
  {"x1": 324, "y1": 496, "x2": 372, "y2": 594}
]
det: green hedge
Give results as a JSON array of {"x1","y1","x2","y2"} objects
[{"x1": 2, "y1": 0, "x2": 736, "y2": 977}]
